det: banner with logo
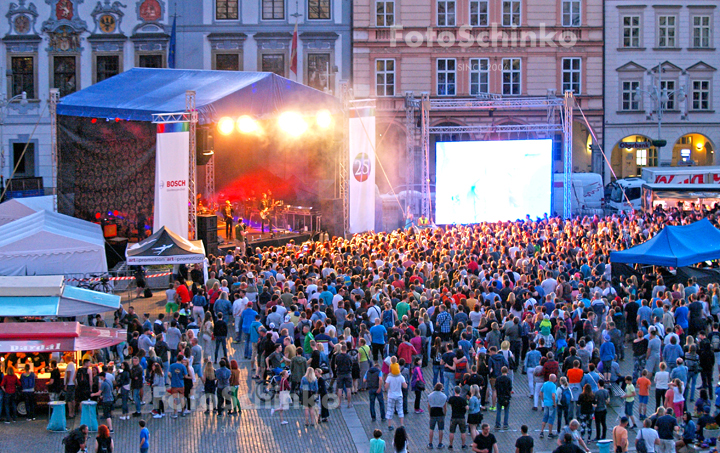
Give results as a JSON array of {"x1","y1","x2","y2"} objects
[
  {"x1": 349, "y1": 106, "x2": 376, "y2": 233},
  {"x1": 154, "y1": 122, "x2": 189, "y2": 238}
]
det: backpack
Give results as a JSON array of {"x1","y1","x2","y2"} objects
[
  {"x1": 686, "y1": 354, "x2": 699, "y2": 374},
  {"x1": 712, "y1": 333, "x2": 720, "y2": 353},
  {"x1": 583, "y1": 319, "x2": 594, "y2": 337},
  {"x1": 382, "y1": 310, "x2": 395, "y2": 329},
  {"x1": 559, "y1": 387, "x2": 572, "y2": 407},
  {"x1": 366, "y1": 368, "x2": 381, "y2": 390},
  {"x1": 97, "y1": 436, "x2": 112, "y2": 453},
  {"x1": 454, "y1": 358, "x2": 468, "y2": 381},
  {"x1": 76, "y1": 368, "x2": 91, "y2": 390}
]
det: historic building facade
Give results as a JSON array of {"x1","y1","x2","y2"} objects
[
  {"x1": 604, "y1": 0, "x2": 720, "y2": 180},
  {"x1": 352, "y1": 0, "x2": 604, "y2": 200},
  {"x1": 0, "y1": 0, "x2": 350, "y2": 197}
]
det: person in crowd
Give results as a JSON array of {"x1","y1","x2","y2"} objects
[
  {"x1": 95, "y1": 424, "x2": 113, "y2": 453},
  {"x1": 428, "y1": 383, "x2": 447, "y2": 449}
]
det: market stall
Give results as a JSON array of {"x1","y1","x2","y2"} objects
[{"x1": 0, "y1": 275, "x2": 121, "y2": 317}]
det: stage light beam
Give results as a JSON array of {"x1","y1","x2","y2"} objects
[
  {"x1": 236, "y1": 115, "x2": 259, "y2": 134},
  {"x1": 217, "y1": 117, "x2": 235, "y2": 135},
  {"x1": 278, "y1": 111, "x2": 308, "y2": 137},
  {"x1": 316, "y1": 110, "x2": 332, "y2": 129}
]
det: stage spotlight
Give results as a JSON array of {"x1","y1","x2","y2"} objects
[
  {"x1": 91, "y1": 118, "x2": 97, "y2": 124},
  {"x1": 278, "y1": 111, "x2": 308, "y2": 137},
  {"x1": 236, "y1": 115, "x2": 259, "y2": 134},
  {"x1": 217, "y1": 116, "x2": 235, "y2": 135},
  {"x1": 316, "y1": 110, "x2": 332, "y2": 129}
]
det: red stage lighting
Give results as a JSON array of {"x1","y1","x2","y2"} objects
[
  {"x1": 91, "y1": 118, "x2": 97, "y2": 123},
  {"x1": 113, "y1": 210, "x2": 119, "y2": 216},
  {"x1": 115, "y1": 118, "x2": 120, "y2": 122},
  {"x1": 95, "y1": 212, "x2": 101, "y2": 219}
]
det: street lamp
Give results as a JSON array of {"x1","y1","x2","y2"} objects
[
  {"x1": 0, "y1": 91, "x2": 28, "y2": 184},
  {"x1": 634, "y1": 64, "x2": 685, "y2": 161}
]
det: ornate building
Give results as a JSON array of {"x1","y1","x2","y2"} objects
[{"x1": 0, "y1": 0, "x2": 350, "y2": 198}]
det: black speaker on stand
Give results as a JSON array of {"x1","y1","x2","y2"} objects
[{"x1": 197, "y1": 215, "x2": 218, "y2": 255}]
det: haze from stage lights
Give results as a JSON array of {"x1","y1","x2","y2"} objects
[{"x1": 435, "y1": 139, "x2": 552, "y2": 224}]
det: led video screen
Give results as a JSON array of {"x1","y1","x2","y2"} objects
[{"x1": 435, "y1": 139, "x2": 552, "y2": 224}]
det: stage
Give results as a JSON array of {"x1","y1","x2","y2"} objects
[{"x1": 216, "y1": 217, "x2": 316, "y2": 253}]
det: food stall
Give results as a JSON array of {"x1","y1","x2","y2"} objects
[{"x1": 0, "y1": 322, "x2": 127, "y2": 415}]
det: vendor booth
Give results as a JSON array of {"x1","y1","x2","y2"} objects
[
  {"x1": 610, "y1": 218, "x2": 720, "y2": 267},
  {"x1": 0, "y1": 209, "x2": 108, "y2": 276},
  {"x1": 0, "y1": 275, "x2": 121, "y2": 317},
  {"x1": 0, "y1": 321, "x2": 126, "y2": 422}
]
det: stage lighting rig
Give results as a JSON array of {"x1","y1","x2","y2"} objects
[
  {"x1": 217, "y1": 116, "x2": 235, "y2": 135},
  {"x1": 278, "y1": 111, "x2": 308, "y2": 137}
]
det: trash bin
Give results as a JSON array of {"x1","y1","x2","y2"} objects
[
  {"x1": 47, "y1": 401, "x2": 67, "y2": 432},
  {"x1": 597, "y1": 439, "x2": 613, "y2": 453},
  {"x1": 80, "y1": 400, "x2": 98, "y2": 432}
]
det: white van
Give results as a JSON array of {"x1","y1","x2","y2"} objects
[{"x1": 552, "y1": 173, "x2": 605, "y2": 217}]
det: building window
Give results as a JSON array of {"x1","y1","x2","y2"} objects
[
  {"x1": 12, "y1": 142, "x2": 35, "y2": 177},
  {"x1": 138, "y1": 54, "x2": 163, "y2": 68},
  {"x1": 562, "y1": 57, "x2": 581, "y2": 94},
  {"x1": 96, "y1": 55, "x2": 120, "y2": 83},
  {"x1": 660, "y1": 80, "x2": 675, "y2": 110},
  {"x1": 692, "y1": 80, "x2": 710, "y2": 111},
  {"x1": 308, "y1": 0, "x2": 330, "y2": 20},
  {"x1": 657, "y1": 15, "x2": 676, "y2": 48},
  {"x1": 622, "y1": 16, "x2": 640, "y2": 48},
  {"x1": 562, "y1": 0, "x2": 581, "y2": 27},
  {"x1": 376, "y1": 0, "x2": 394, "y2": 27},
  {"x1": 469, "y1": 58, "x2": 489, "y2": 95},
  {"x1": 261, "y1": 54, "x2": 285, "y2": 77},
  {"x1": 469, "y1": 0, "x2": 488, "y2": 26},
  {"x1": 621, "y1": 80, "x2": 640, "y2": 111},
  {"x1": 11, "y1": 56, "x2": 35, "y2": 99},
  {"x1": 262, "y1": 0, "x2": 285, "y2": 20},
  {"x1": 636, "y1": 147, "x2": 657, "y2": 167},
  {"x1": 502, "y1": 58, "x2": 521, "y2": 95},
  {"x1": 53, "y1": 56, "x2": 77, "y2": 97},
  {"x1": 437, "y1": 58, "x2": 456, "y2": 96},
  {"x1": 215, "y1": 54, "x2": 240, "y2": 71},
  {"x1": 216, "y1": 0, "x2": 239, "y2": 20},
  {"x1": 692, "y1": 16, "x2": 712, "y2": 48},
  {"x1": 502, "y1": 0, "x2": 521, "y2": 27},
  {"x1": 307, "y1": 54, "x2": 330, "y2": 92},
  {"x1": 375, "y1": 59, "x2": 395, "y2": 96},
  {"x1": 437, "y1": 0, "x2": 455, "y2": 26}
]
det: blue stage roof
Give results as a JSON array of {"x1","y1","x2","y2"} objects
[
  {"x1": 57, "y1": 68, "x2": 341, "y2": 124},
  {"x1": 610, "y1": 218, "x2": 720, "y2": 267}
]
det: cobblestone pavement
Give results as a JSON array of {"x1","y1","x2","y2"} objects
[{"x1": 5, "y1": 294, "x2": 706, "y2": 453}]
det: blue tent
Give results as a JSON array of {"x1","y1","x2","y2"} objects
[
  {"x1": 56, "y1": 68, "x2": 340, "y2": 124},
  {"x1": 610, "y1": 218, "x2": 720, "y2": 267}
]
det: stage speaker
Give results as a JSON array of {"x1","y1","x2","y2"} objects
[
  {"x1": 319, "y1": 198, "x2": 344, "y2": 238},
  {"x1": 196, "y1": 127, "x2": 215, "y2": 166},
  {"x1": 197, "y1": 215, "x2": 218, "y2": 254}
]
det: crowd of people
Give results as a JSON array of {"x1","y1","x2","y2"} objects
[{"x1": 7, "y1": 204, "x2": 720, "y2": 453}]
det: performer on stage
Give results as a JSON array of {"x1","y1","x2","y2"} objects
[
  {"x1": 235, "y1": 219, "x2": 247, "y2": 252},
  {"x1": 223, "y1": 200, "x2": 234, "y2": 240},
  {"x1": 405, "y1": 207, "x2": 414, "y2": 229}
]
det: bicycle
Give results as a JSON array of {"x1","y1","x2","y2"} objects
[{"x1": 78, "y1": 275, "x2": 114, "y2": 293}]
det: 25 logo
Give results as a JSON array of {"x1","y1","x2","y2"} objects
[{"x1": 352, "y1": 153, "x2": 372, "y2": 182}]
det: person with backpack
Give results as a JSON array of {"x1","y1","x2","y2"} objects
[
  {"x1": 63, "y1": 424, "x2": 88, "y2": 453},
  {"x1": 95, "y1": 424, "x2": 113, "y2": 453},
  {"x1": 410, "y1": 357, "x2": 426, "y2": 414},
  {"x1": 382, "y1": 301, "x2": 398, "y2": 330},
  {"x1": 364, "y1": 361, "x2": 386, "y2": 422},
  {"x1": 684, "y1": 344, "x2": 700, "y2": 402},
  {"x1": 495, "y1": 366, "x2": 512, "y2": 430},
  {"x1": 487, "y1": 346, "x2": 507, "y2": 411},
  {"x1": 556, "y1": 377, "x2": 573, "y2": 434}
]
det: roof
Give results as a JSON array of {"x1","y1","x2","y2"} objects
[
  {"x1": 610, "y1": 218, "x2": 720, "y2": 267},
  {"x1": 0, "y1": 276, "x2": 121, "y2": 317},
  {"x1": 0, "y1": 322, "x2": 127, "y2": 353},
  {"x1": 0, "y1": 209, "x2": 104, "y2": 249},
  {"x1": 126, "y1": 225, "x2": 205, "y2": 264},
  {"x1": 56, "y1": 68, "x2": 341, "y2": 124}
]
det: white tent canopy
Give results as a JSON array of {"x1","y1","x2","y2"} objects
[
  {"x1": 0, "y1": 209, "x2": 108, "y2": 276},
  {"x1": 0, "y1": 196, "x2": 54, "y2": 226},
  {"x1": 126, "y1": 226, "x2": 205, "y2": 265}
]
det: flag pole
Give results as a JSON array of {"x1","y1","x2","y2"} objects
[{"x1": 290, "y1": 0, "x2": 302, "y2": 81}]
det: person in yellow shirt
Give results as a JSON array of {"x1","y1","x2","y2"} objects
[{"x1": 622, "y1": 376, "x2": 638, "y2": 429}]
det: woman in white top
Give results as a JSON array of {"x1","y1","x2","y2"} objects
[
  {"x1": 670, "y1": 378, "x2": 685, "y2": 418},
  {"x1": 654, "y1": 362, "x2": 670, "y2": 410}
]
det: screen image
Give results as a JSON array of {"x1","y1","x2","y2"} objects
[{"x1": 435, "y1": 139, "x2": 552, "y2": 224}]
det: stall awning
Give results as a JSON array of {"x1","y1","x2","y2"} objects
[
  {"x1": 56, "y1": 68, "x2": 341, "y2": 124},
  {"x1": 126, "y1": 225, "x2": 205, "y2": 265},
  {"x1": 0, "y1": 276, "x2": 121, "y2": 317},
  {"x1": 0, "y1": 322, "x2": 127, "y2": 353}
]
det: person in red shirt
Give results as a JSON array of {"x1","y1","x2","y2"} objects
[
  {"x1": 175, "y1": 281, "x2": 191, "y2": 306},
  {"x1": 397, "y1": 334, "x2": 416, "y2": 365},
  {"x1": 1, "y1": 366, "x2": 19, "y2": 422},
  {"x1": 636, "y1": 369, "x2": 652, "y2": 419}
]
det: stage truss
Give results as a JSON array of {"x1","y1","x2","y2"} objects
[
  {"x1": 403, "y1": 92, "x2": 575, "y2": 221},
  {"x1": 151, "y1": 90, "x2": 199, "y2": 239}
]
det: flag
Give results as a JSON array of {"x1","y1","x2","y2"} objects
[
  {"x1": 290, "y1": 21, "x2": 298, "y2": 78},
  {"x1": 168, "y1": 13, "x2": 177, "y2": 69}
]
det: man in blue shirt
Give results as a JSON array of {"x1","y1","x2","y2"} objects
[
  {"x1": 139, "y1": 419, "x2": 150, "y2": 453},
  {"x1": 539, "y1": 374, "x2": 557, "y2": 439},
  {"x1": 319, "y1": 285, "x2": 334, "y2": 308},
  {"x1": 662, "y1": 336, "x2": 684, "y2": 372},
  {"x1": 168, "y1": 357, "x2": 188, "y2": 418},
  {"x1": 369, "y1": 318, "x2": 387, "y2": 362},
  {"x1": 524, "y1": 343, "x2": 541, "y2": 393},
  {"x1": 241, "y1": 306, "x2": 259, "y2": 360},
  {"x1": 91, "y1": 372, "x2": 114, "y2": 432}
]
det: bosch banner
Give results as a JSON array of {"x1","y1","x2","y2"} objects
[
  {"x1": 348, "y1": 103, "x2": 376, "y2": 234},
  {"x1": 154, "y1": 122, "x2": 190, "y2": 238}
]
